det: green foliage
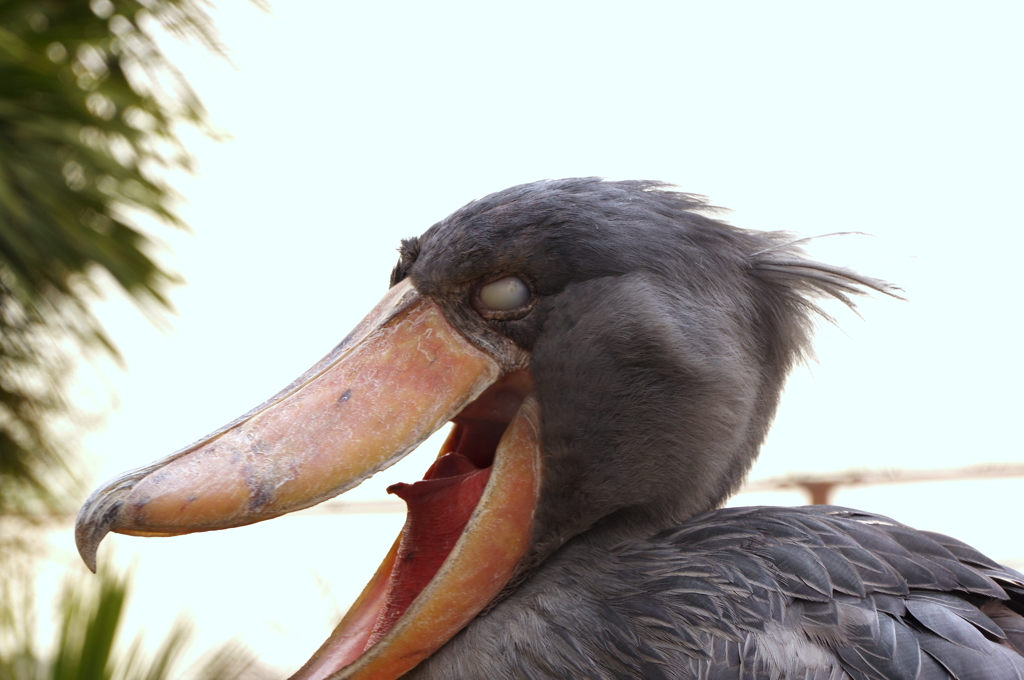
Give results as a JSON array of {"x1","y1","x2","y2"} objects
[
  {"x1": 0, "y1": 0, "x2": 224, "y2": 515},
  {"x1": 0, "y1": 562, "x2": 268, "y2": 680},
  {"x1": 0, "y1": 5, "x2": 276, "y2": 680}
]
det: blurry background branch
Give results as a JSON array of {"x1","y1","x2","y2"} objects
[
  {"x1": 0, "y1": 561, "x2": 266, "y2": 680},
  {"x1": 281, "y1": 462, "x2": 1024, "y2": 514},
  {"x1": 1, "y1": 2, "x2": 269, "y2": 678},
  {"x1": 0, "y1": 0, "x2": 226, "y2": 517},
  {"x1": 743, "y1": 463, "x2": 1024, "y2": 505}
]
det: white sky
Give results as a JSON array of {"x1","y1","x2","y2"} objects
[{"x1": 37, "y1": 0, "x2": 1024, "y2": 675}]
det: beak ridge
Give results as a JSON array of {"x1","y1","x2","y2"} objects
[{"x1": 75, "y1": 280, "x2": 501, "y2": 570}]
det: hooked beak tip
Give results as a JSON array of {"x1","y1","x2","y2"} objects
[
  {"x1": 75, "y1": 505, "x2": 109, "y2": 573},
  {"x1": 75, "y1": 477, "x2": 137, "y2": 573}
]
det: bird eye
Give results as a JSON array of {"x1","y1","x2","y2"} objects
[{"x1": 478, "y1": 276, "x2": 531, "y2": 312}]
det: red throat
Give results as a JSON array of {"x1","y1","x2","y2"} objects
[
  {"x1": 365, "y1": 452, "x2": 492, "y2": 648},
  {"x1": 288, "y1": 372, "x2": 539, "y2": 680}
]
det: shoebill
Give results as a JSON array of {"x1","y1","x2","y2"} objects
[{"x1": 77, "y1": 178, "x2": 1024, "y2": 679}]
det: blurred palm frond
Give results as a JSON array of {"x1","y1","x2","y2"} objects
[
  {"x1": 0, "y1": 562, "x2": 269, "y2": 680},
  {"x1": 0, "y1": 0, "x2": 230, "y2": 515}
]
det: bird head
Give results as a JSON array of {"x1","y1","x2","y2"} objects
[{"x1": 76, "y1": 178, "x2": 894, "y2": 679}]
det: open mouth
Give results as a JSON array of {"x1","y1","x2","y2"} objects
[
  {"x1": 283, "y1": 376, "x2": 541, "y2": 680},
  {"x1": 75, "y1": 281, "x2": 542, "y2": 680},
  {"x1": 349, "y1": 371, "x2": 532, "y2": 658}
]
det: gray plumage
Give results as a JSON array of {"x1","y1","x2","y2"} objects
[
  {"x1": 409, "y1": 506, "x2": 1024, "y2": 680},
  {"x1": 383, "y1": 178, "x2": 1024, "y2": 679}
]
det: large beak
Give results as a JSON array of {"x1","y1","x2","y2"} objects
[{"x1": 76, "y1": 279, "x2": 542, "y2": 680}]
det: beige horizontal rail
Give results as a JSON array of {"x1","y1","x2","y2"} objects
[
  {"x1": 9, "y1": 463, "x2": 1024, "y2": 521},
  {"x1": 741, "y1": 463, "x2": 1024, "y2": 504},
  {"x1": 303, "y1": 462, "x2": 1024, "y2": 513}
]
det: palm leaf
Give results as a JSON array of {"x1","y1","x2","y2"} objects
[
  {"x1": 0, "y1": 563, "x2": 269, "y2": 680},
  {"x1": 0, "y1": 0, "x2": 245, "y2": 516}
]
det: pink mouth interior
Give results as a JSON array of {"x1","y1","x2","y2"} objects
[{"x1": 359, "y1": 371, "x2": 531, "y2": 650}]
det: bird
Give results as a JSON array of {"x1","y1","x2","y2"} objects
[{"x1": 77, "y1": 178, "x2": 1024, "y2": 679}]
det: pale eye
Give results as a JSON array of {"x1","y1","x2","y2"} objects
[{"x1": 478, "y1": 276, "x2": 531, "y2": 311}]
